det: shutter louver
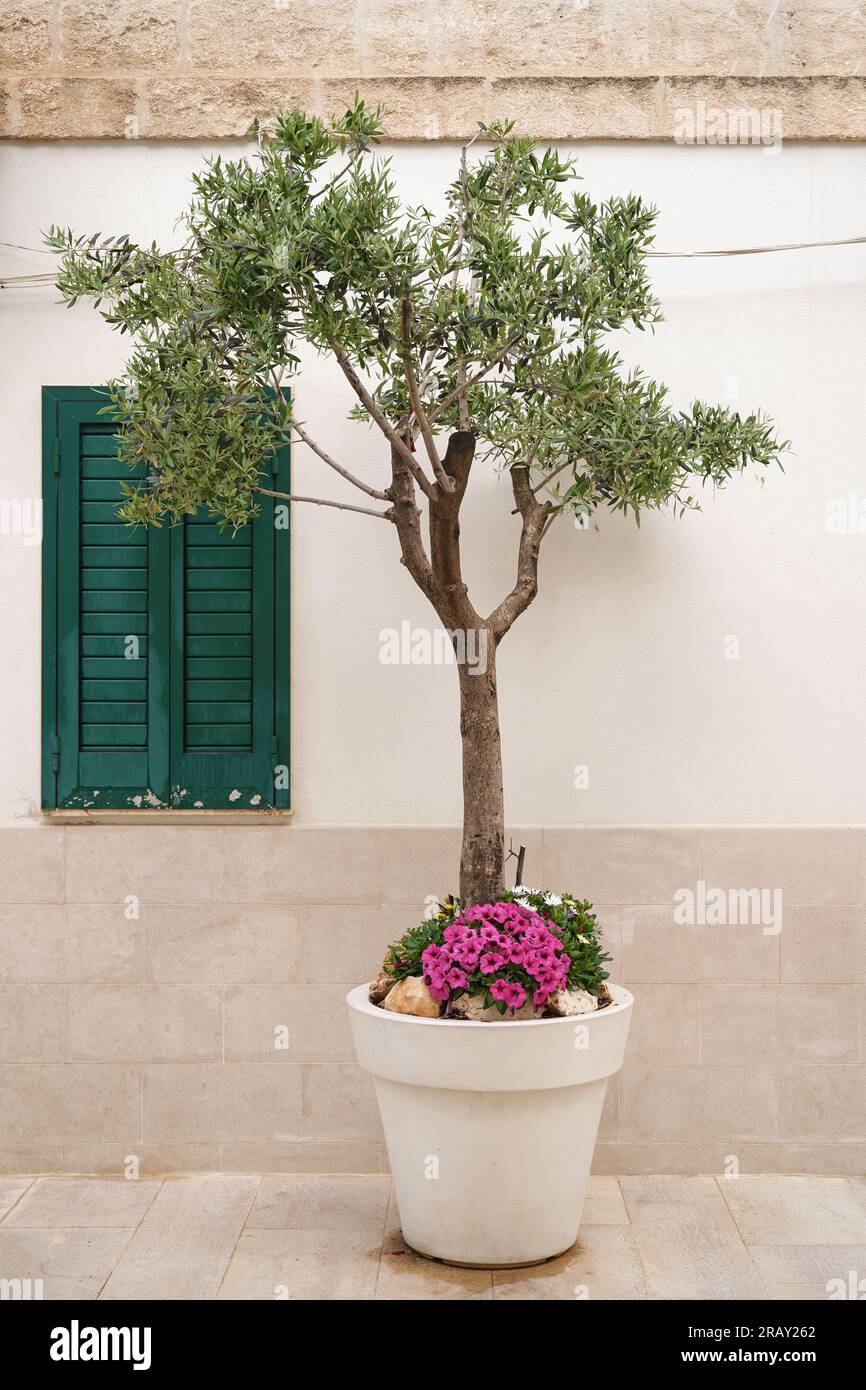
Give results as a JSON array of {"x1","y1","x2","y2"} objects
[
  {"x1": 79, "y1": 426, "x2": 149, "y2": 754},
  {"x1": 184, "y1": 518, "x2": 253, "y2": 750}
]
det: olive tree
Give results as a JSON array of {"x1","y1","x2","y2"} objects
[{"x1": 49, "y1": 103, "x2": 785, "y2": 904}]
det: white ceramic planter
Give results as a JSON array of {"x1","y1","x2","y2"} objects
[{"x1": 347, "y1": 982, "x2": 633, "y2": 1267}]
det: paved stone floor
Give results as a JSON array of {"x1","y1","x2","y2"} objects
[{"x1": 1, "y1": 1174, "x2": 865, "y2": 1300}]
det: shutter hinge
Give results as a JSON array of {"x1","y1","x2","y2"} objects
[
  {"x1": 52, "y1": 440, "x2": 61, "y2": 475},
  {"x1": 51, "y1": 735, "x2": 60, "y2": 773}
]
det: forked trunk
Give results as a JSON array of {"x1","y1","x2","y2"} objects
[
  {"x1": 458, "y1": 640, "x2": 505, "y2": 904},
  {"x1": 393, "y1": 429, "x2": 526, "y2": 907}
]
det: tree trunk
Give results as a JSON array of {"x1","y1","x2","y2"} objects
[
  {"x1": 391, "y1": 428, "x2": 527, "y2": 907},
  {"x1": 458, "y1": 639, "x2": 505, "y2": 904}
]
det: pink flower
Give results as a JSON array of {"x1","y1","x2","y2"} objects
[
  {"x1": 503, "y1": 982, "x2": 526, "y2": 1010},
  {"x1": 480, "y1": 952, "x2": 505, "y2": 975}
]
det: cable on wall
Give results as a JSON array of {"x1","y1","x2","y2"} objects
[
  {"x1": 3, "y1": 233, "x2": 866, "y2": 288},
  {"x1": 646, "y1": 234, "x2": 866, "y2": 258}
]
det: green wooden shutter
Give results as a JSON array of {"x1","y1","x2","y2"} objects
[
  {"x1": 43, "y1": 388, "x2": 170, "y2": 810},
  {"x1": 168, "y1": 477, "x2": 288, "y2": 809},
  {"x1": 42, "y1": 388, "x2": 290, "y2": 811}
]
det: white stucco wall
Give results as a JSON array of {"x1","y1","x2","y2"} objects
[{"x1": 1, "y1": 139, "x2": 864, "y2": 826}]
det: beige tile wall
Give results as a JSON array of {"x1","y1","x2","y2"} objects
[{"x1": 0, "y1": 824, "x2": 863, "y2": 1177}]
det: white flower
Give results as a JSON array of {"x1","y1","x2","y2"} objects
[
  {"x1": 513, "y1": 884, "x2": 536, "y2": 898},
  {"x1": 543, "y1": 891, "x2": 562, "y2": 906}
]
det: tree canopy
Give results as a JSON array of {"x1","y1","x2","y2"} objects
[{"x1": 48, "y1": 100, "x2": 786, "y2": 535}]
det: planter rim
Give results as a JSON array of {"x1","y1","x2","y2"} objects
[{"x1": 347, "y1": 980, "x2": 633, "y2": 1028}]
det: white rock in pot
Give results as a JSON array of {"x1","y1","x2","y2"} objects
[
  {"x1": 548, "y1": 987, "x2": 598, "y2": 1016},
  {"x1": 382, "y1": 976, "x2": 441, "y2": 1018},
  {"x1": 451, "y1": 993, "x2": 540, "y2": 1022},
  {"x1": 450, "y1": 992, "x2": 488, "y2": 1020}
]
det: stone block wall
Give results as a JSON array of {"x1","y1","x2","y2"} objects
[
  {"x1": 1, "y1": 1, "x2": 865, "y2": 139},
  {"x1": 0, "y1": 824, "x2": 862, "y2": 1176}
]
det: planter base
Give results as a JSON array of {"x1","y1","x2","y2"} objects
[
  {"x1": 348, "y1": 982, "x2": 633, "y2": 1267},
  {"x1": 404, "y1": 1239, "x2": 574, "y2": 1271}
]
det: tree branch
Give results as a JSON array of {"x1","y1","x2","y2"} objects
[
  {"x1": 401, "y1": 296, "x2": 455, "y2": 493},
  {"x1": 253, "y1": 486, "x2": 393, "y2": 521},
  {"x1": 291, "y1": 420, "x2": 391, "y2": 500},
  {"x1": 456, "y1": 361, "x2": 471, "y2": 431},
  {"x1": 453, "y1": 138, "x2": 477, "y2": 435},
  {"x1": 332, "y1": 344, "x2": 439, "y2": 501},
  {"x1": 428, "y1": 431, "x2": 479, "y2": 630},
  {"x1": 488, "y1": 465, "x2": 551, "y2": 639},
  {"x1": 532, "y1": 458, "x2": 576, "y2": 497},
  {"x1": 387, "y1": 441, "x2": 442, "y2": 604},
  {"x1": 428, "y1": 335, "x2": 521, "y2": 426},
  {"x1": 510, "y1": 457, "x2": 579, "y2": 513},
  {"x1": 310, "y1": 155, "x2": 356, "y2": 203}
]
